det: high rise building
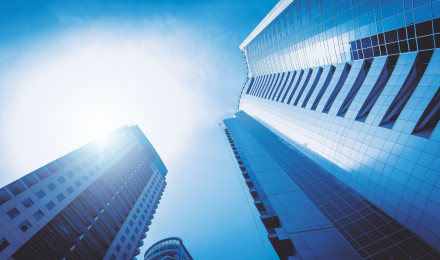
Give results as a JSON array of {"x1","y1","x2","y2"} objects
[
  {"x1": 0, "y1": 125, "x2": 167, "y2": 260},
  {"x1": 224, "y1": 0, "x2": 440, "y2": 259},
  {"x1": 144, "y1": 237, "x2": 193, "y2": 260}
]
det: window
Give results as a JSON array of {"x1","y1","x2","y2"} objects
[
  {"x1": 311, "y1": 66, "x2": 336, "y2": 110},
  {"x1": 47, "y1": 183, "x2": 56, "y2": 191},
  {"x1": 75, "y1": 166, "x2": 81, "y2": 172},
  {"x1": 67, "y1": 171, "x2": 74, "y2": 178},
  {"x1": 380, "y1": 51, "x2": 433, "y2": 128},
  {"x1": 287, "y1": 70, "x2": 304, "y2": 104},
  {"x1": 245, "y1": 77, "x2": 255, "y2": 94},
  {"x1": 116, "y1": 244, "x2": 121, "y2": 252},
  {"x1": 125, "y1": 228, "x2": 129, "y2": 234},
  {"x1": 337, "y1": 61, "x2": 371, "y2": 117},
  {"x1": 322, "y1": 63, "x2": 351, "y2": 113},
  {"x1": 45, "y1": 201, "x2": 55, "y2": 210},
  {"x1": 280, "y1": 71, "x2": 297, "y2": 102},
  {"x1": 129, "y1": 221, "x2": 134, "y2": 227},
  {"x1": 33, "y1": 210, "x2": 45, "y2": 220},
  {"x1": 126, "y1": 243, "x2": 131, "y2": 250},
  {"x1": 294, "y1": 69, "x2": 313, "y2": 106},
  {"x1": 7, "y1": 181, "x2": 26, "y2": 196},
  {"x1": 57, "y1": 193, "x2": 66, "y2": 202},
  {"x1": 302, "y1": 67, "x2": 323, "y2": 108},
  {"x1": 7, "y1": 207, "x2": 20, "y2": 219},
  {"x1": 134, "y1": 228, "x2": 139, "y2": 234},
  {"x1": 22, "y1": 198, "x2": 34, "y2": 208},
  {"x1": 89, "y1": 170, "x2": 95, "y2": 176},
  {"x1": 36, "y1": 190, "x2": 46, "y2": 199},
  {"x1": 130, "y1": 235, "x2": 135, "y2": 242},
  {"x1": 0, "y1": 238, "x2": 9, "y2": 253},
  {"x1": 121, "y1": 235, "x2": 126, "y2": 242},
  {"x1": 82, "y1": 175, "x2": 89, "y2": 181},
  {"x1": 412, "y1": 86, "x2": 440, "y2": 138},
  {"x1": 356, "y1": 56, "x2": 398, "y2": 121},
  {"x1": 19, "y1": 220, "x2": 32, "y2": 232},
  {"x1": 66, "y1": 186, "x2": 74, "y2": 194},
  {"x1": 58, "y1": 176, "x2": 66, "y2": 184},
  {"x1": 75, "y1": 180, "x2": 82, "y2": 187},
  {"x1": 22, "y1": 174, "x2": 38, "y2": 188}
]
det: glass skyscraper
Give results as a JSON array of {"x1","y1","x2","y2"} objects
[
  {"x1": 0, "y1": 125, "x2": 167, "y2": 260},
  {"x1": 224, "y1": 0, "x2": 440, "y2": 259},
  {"x1": 144, "y1": 237, "x2": 193, "y2": 260}
]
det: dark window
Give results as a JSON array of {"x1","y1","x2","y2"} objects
[
  {"x1": 121, "y1": 235, "x2": 126, "y2": 242},
  {"x1": 380, "y1": 51, "x2": 433, "y2": 128},
  {"x1": 19, "y1": 220, "x2": 32, "y2": 232},
  {"x1": 7, "y1": 181, "x2": 26, "y2": 196},
  {"x1": 280, "y1": 72, "x2": 297, "y2": 102},
  {"x1": 56, "y1": 193, "x2": 66, "y2": 202},
  {"x1": 36, "y1": 190, "x2": 46, "y2": 199},
  {"x1": 75, "y1": 180, "x2": 82, "y2": 187},
  {"x1": 322, "y1": 63, "x2": 351, "y2": 113},
  {"x1": 416, "y1": 20, "x2": 433, "y2": 37},
  {"x1": 417, "y1": 36, "x2": 435, "y2": 50},
  {"x1": 66, "y1": 186, "x2": 74, "y2": 194},
  {"x1": 34, "y1": 167, "x2": 49, "y2": 180},
  {"x1": 0, "y1": 238, "x2": 9, "y2": 252},
  {"x1": 270, "y1": 73, "x2": 286, "y2": 100},
  {"x1": 7, "y1": 207, "x2": 20, "y2": 219},
  {"x1": 58, "y1": 176, "x2": 66, "y2": 184},
  {"x1": 264, "y1": 73, "x2": 280, "y2": 99},
  {"x1": 0, "y1": 189, "x2": 11, "y2": 206},
  {"x1": 311, "y1": 66, "x2": 336, "y2": 110},
  {"x1": 294, "y1": 69, "x2": 313, "y2": 106},
  {"x1": 412, "y1": 87, "x2": 440, "y2": 138},
  {"x1": 22, "y1": 198, "x2": 34, "y2": 208},
  {"x1": 82, "y1": 175, "x2": 89, "y2": 181},
  {"x1": 337, "y1": 61, "x2": 371, "y2": 117},
  {"x1": 116, "y1": 244, "x2": 121, "y2": 252},
  {"x1": 125, "y1": 227, "x2": 129, "y2": 234},
  {"x1": 22, "y1": 174, "x2": 38, "y2": 188},
  {"x1": 47, "y1": 183, "x2": 56, "y2": 191},
  {"x1": 287, "y1": 70, "x2": 304, "y2": 104},
  {"x1": 33, "y1": 210, "x2": 45, "y2": 220},
  {"x1": 45, "y1": 201, "x2": 55, "y2": 210},
  {"x1": 67, "y1": 171, "x2": 74, "y2": 178},
  {"x1": 130, "y1": 235, "x2": 135, "y2": 242},
  {"x1": 245, "y1": 77, "x2": 255, "y2": 94}
]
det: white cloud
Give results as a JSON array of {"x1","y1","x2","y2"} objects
[{"x1": 0, "y1": 18, "x2": 238, "y2": 185}]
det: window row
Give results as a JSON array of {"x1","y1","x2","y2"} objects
[{"x1": 246, "y1": 50, "x2": 440, "y2": 138}]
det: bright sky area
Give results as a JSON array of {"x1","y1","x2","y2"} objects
[{"x1": 0, "y1": 0, "x2": 279, "y2": 259}]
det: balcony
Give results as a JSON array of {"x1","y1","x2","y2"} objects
[
  {"x1": 137, "y1": 240, "x2": 144, "y2": 248},
  {"x1": 260, "y1": 212, "x2": 281, "y2": 229},
  {"x1": 254, "y1": 199, "x2": 266, "y2": 212},
  {"x1": 133, "y1": 248, "x2": 141, "y2": 256}
]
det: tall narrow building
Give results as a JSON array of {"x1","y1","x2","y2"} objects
[
  {"x1": 224, "y1": 0, "x2": 440, "y2": 259},
  {"x1": 0, "y1": 125, "x2": 167, "y2": 260}
]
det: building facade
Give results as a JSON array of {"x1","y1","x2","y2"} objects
[
  {"x1": 224, "y1": 0, "x2": 440, "y2": 259},
  {"x1": 0, "y1": 125, "x2": 167, "y2": 260},
  {"x1": 144, "y1": 237, "x2": 192, "y2": 260}
]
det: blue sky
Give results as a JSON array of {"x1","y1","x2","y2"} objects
[{"x1": 0, "y1": 0, "x2": 279, "y2": 259}]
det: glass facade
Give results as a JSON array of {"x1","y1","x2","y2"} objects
[
  {"x1": 244, "y1": 0, "x2": 440, "y2": 76},
  {"x1": 230, "y1": 0, "x2": 440, "y2": 258},
  {"x1": 0, "y1": 125, "x2": 167, "y2": 260},
  {"x1": 144, "y1": 237, "x2": 193, "y2": 260},
  {"x1": 224, "y1": 112, "x2": 440, "y2": 259}
]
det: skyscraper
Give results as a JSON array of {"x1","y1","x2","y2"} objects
[
  {"x1": 0, "y1": 125, "x2": 167, "y2": 260},
  {"x1": 144, "y1": 237, "x2": 193, "y2": 260},
  {"x1": 224, "y1": 0, "x2": 440, "y2": 259}
]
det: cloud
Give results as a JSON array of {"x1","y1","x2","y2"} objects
[{"x1": 0, "y1": 17, "x2": 238, "y2": 184}]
